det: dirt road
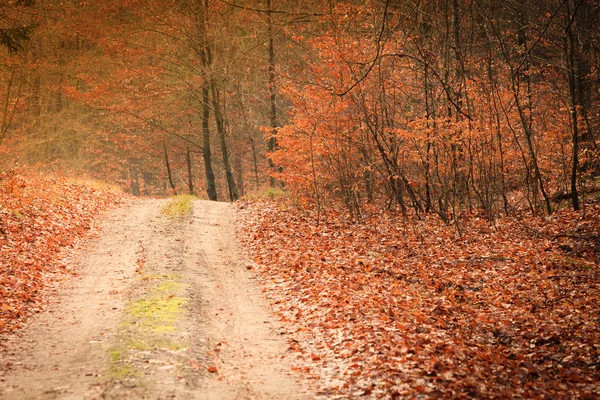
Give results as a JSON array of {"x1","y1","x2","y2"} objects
[{"x1": 0, "y1": 199, "x2": 310, "y2": 399}]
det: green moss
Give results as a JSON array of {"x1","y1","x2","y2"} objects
[
  {"x1": 127, "y1": 296, "x2": 188, "y2": 332},
  {"x1": 153, "y1": 324, "x2": 176, "y2": 333},
  {"x1": 107, "y1": 346, "x2": 142, "y2": 380},
  {"x1": 166, "y1": 341, "x2": 186, "y2": 351},
  {"x1": 127, "y1": 340, "x2": 150, "y2": 351},
  {"x1": 141, "y1": 273, "x2": 181, "y2": 282},
  {"x1": 126, "y1": 337, "x2": 186, "y2": 351},
  {"x1": 107, "y1": 268, "x2": 190, "y2": 383},
  {"x1": 109, "y1": 349, "x2": 123, "y2": 362},
  {"x1": 156, "y1": 280, "x2": 186, "y2": 293},
  {"x1": 110, "y1": 364, "x2": 141, "y2": 380},
  {"x1": 160, "y1": 195, "x2": 195, "y2": 218}
]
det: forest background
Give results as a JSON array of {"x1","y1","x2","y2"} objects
[{"x1": 0, "y1": 0, "x2": 597, "y2": 215}]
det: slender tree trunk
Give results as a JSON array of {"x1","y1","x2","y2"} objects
[
  {"x1": 250, "y1": 137, "x2": 260, "y2": 190},
  {"x1": 514, "y1": 3, "x2": 552, "y2": 214},
  {"x1": 0, "y1": 71, "x2": 15, "y2": 148},
  {"x1": 573, "y1": 0, "x2": 598, "y2": 168},
  {"x1": 195, "y1": 0, "x2": 217, "y2": 201},
  {"x1": 210, "y1": 81, "x2": 239, "y2": 201},
  {"x1": 566, "y1": 2, "x2": 580, "y2": 210},
  {"x1": 202, "y1": 83, "x2": 218, "y2": 200},
  {"x1": 186, "y1": 146, "x2": 194, "y2": 195},
  {"x1": 235, "y1": 152, "x2": 244, "y2": 197},
  {"x1": 197, "y1": 0, "x2": 237, "y2": 201},
  {"x1": 489, "y1": 69, "x2": 510, "y2": 215},
  {"x1": 237, "y1": 81, "x2": 261, "y2": 189},
  {"x1": 423, "y1": 61, "x2": 433, "y2": 213},
  {"x1": 163, "y1": 138, "x2": 177, "y2": 194},
  {"x1": 451, "y1": 0, "x2": 471, "y2": 211},
  {"x1": 266, "y1": 0, "x2": 278, "y2": 187},
  {"x1": 130, "y1": 164, "x2": 140, "y2": 196}
]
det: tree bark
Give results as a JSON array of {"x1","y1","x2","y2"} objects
[
  {"x1": 195, "y1": 0, "x2": 218, "y2": 201},
  {"x1": 210, "y1": 81, "x2": 239, "y2": 201},
  {"x1": 163, "y1": 139, "x2": 177, "y2": 194},
  {"x1": 237, "y1": 82, "x2": 261, "y2": 190},
  {"x1": 266, "y1": 0, "x2": 278, "y2": 187},
  {"x1": 186, "y1": 145, "x2": 194, "y2": 195},
  {"x1": 202, "y1": 83, "x2": 218, "y2": 201},
  {"x1": 130, "y1": 164, "x2": 140, "y2": 196},
  {"x1": 514, "y1": 1, "x2": 552, "y2": 214},
  {"x1": 565, "y1": 0, "x2": 581, "y2": 210}
]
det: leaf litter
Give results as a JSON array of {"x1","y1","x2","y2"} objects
[
  {"x1": 237, "y1": 199, "x2": 599, "y2": 398},
  {"x1": 0, "y1": 169, "x2": 122, "y2": 336}
]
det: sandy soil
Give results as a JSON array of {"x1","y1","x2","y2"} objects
[{"x1": 0, "y1": 199, "x2": 310, "y2": 399}]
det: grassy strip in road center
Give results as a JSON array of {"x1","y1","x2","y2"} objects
[
  {"x1": 108, "y1": 273, "x2": 190, "y2": 381},
  {"x1": 160, "y1": 195, "x2": 196, "y2": 219},
  {"x1": 125, "y1": 276, "x2": 189, "y2": 337},
  {"x1": 105, "y1": 198, "x2": 194, "y2": 391}
]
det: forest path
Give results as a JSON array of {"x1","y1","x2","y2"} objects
[{"x1": 0, "y1": 198, "x2": 309, "y2": 399}]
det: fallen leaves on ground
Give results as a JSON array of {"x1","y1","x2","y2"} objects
[
  {"x1": 0, "y1": 169, "x2": 122, "y2": 335},
  {"x1": 207, "y1": 365, "x2": 218, "y2": 374},
  {"x1": 237, "y1": 200, "x2": 599, "y2": 398}
]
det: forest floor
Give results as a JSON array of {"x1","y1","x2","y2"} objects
[
  {"x1": 0, "y1": 197, "x2": 312, "y2": 399},
  {"x1": 1, "y1": 172, "x2": 599, "y2": 399},
  {"x1": 237, "y1": 198, "x2": 600, "y2": 399}
]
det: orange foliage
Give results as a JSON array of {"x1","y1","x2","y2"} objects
[{"x1": 273, "y1": 1, "x2": 596, "y2": 219}]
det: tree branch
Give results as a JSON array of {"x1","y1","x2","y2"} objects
[
  {"x1": 216, "y1": 0, "x2": 323, "y2": 16},
  {"x1": 337, "y1": 0, "x2": 390, "y2": 97},
  {"x1": 116, "y1": 107, "x2": 204, "y2": 152}
]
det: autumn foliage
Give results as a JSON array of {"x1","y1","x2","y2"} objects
[
  {"x1": 0, "y1": 169, "x2": 121, "y2": 334},
  {"x1": 273, "y1": 1, "x2": 599, "y2": 219},
  {"x1": 239, "y1": 199, "x2": 599, "y2": 398}
]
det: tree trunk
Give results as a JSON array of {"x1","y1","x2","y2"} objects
[
  {"x1": 130, "y1": 164, "x2": 140, "y2": 196},
  {"x1": 210, "y1": 81, "x2": 239, "y2": 201},
  {"x1": 197, "y1": 0, "x2": 237, "y2": 201},
  {"x1": 235, "y1": 149, "x2": 245, "y2": 197},
  {"x1": 202, "y1": 83, "x2": 218, "y2": 201},
  {"x1": 163, "y1": 139, "x2": 177, "y2": 194},
  {"x1": 186, "y1": 145, "x2": 194, "y2": 195},
  {"x1": 572, "y1": 0, "x2": 598, "y2": 166},
  {"x1": 565, "y1": 0, "x2": 580, "y2": 211},
  {"x1": 195, "y1": 0, "x2": 217, "y2": 201},
  {"x1": 266, "y1": 0, "x2": 278, "y2": 187},
  {"x1": 237, "y1": 81, "x2": 261, "y2": 190},
  {"x1": 514, "y1": 2, "x2": 552, "y2": 214}
]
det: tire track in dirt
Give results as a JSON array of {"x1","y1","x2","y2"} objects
[
  {"x1": 0, "y1": 198, "x2": 310, "y2": 399},
  {"x1": 188, "y1": 200, "x2": 309, "y2": 399}
]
